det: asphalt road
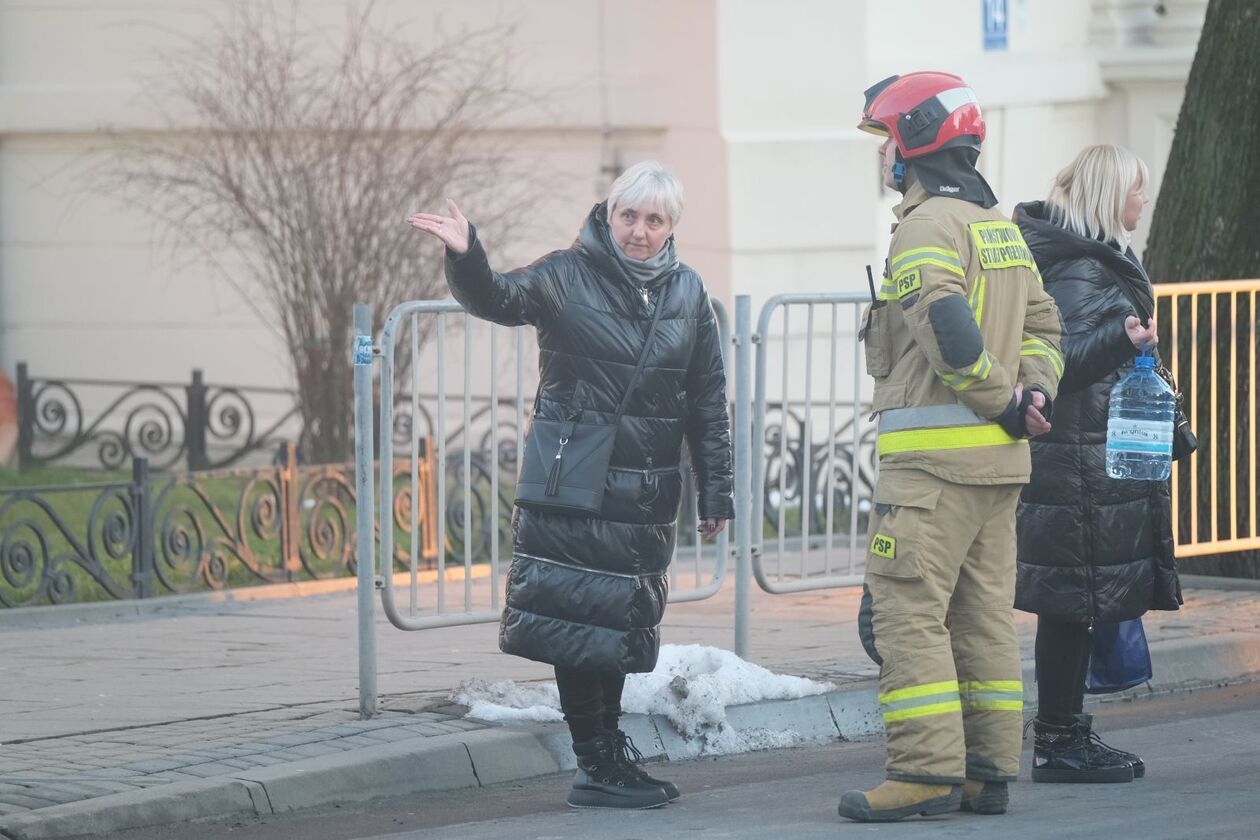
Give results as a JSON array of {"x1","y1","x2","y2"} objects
[{"x1": 96, "y1": 683, "x2": 1260, "y2": 840}]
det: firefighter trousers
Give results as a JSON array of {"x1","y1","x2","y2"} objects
[{"x1": 858, "y1": 469, "x2": 1024, "y2": 784}]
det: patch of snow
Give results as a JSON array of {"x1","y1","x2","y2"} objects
[
  {"x1": 452, "y1": 678, "x2": 564, "y2": 723},
  {"x1": 452, "y1": 644, "x2": 834, "y2": 755}
]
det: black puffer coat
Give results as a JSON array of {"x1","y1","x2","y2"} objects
[
  {"x1": 445, "y1": 203, "x2": 734, "y2": 674},
  {"x1": 1012, "y1": 201, "x2": 1181, "y2": 624}
]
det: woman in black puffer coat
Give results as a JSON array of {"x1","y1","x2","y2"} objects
[
  {"x1": 1013, "y1": 145, "x2": 1181, "y2": 785},
  {"x1": 409, "y1": 161, "x2": 733, "y2": 809}
]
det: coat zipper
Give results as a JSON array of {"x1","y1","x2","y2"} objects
[
  {"x1": 515, "y1": 551, "x2": 652, "y2": 589},
  {"x1": 611, "y1": 464, "x2": 679, "y2": 476}
]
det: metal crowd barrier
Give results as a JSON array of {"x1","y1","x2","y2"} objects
[
  {"x1": 1154, "y1": 279, "x2": 1260, "y2": 559},
  {"x1": 748, "y1": 293, "x2": 874, "y2": 594},
  {"x1": 354, "y1": 280, "x2": 1260, "y2": 714},
  {"x1": 352, "y1": 296, "x2": 732, "y2": 681}
]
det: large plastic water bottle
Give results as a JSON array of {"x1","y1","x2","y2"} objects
[{"x1": 1106, "y1": 351, "x2": 1174, "y2": 481}]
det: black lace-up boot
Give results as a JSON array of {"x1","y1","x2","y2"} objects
[
  {"x1": 1075, "y1": 713, "x2": 1144, "y2": 778},
  {"x1": 567, "y1": 734, "x2": 670, "y2": 809},
  {"x1": 611, "y1": 730, "x2": 680, "y2": 801},
  {"x1": 1031, "y1": 718, "x2": 1133, "y2": 783}
]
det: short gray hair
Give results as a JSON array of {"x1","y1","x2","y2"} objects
[{"x1": 607, "y1": 160, "x2": 684, "y2": 226}]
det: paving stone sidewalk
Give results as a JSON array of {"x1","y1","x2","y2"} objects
[
  {"x1": 0, "y1": 703, "x2": 485, "y2": 817},
  {"x1": 2, "y1": 578, "x2": 1258, "y2": 820}
]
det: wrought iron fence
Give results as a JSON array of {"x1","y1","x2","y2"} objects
[
  {"x1": 10, "y1": 344, "x2": 878, "y2": 608},
  {"x1": 15, "y1": 364, "x2": 302, "y2": 472},
  {"x1": 0, "y1": 444, "x2": 450, "y2": 608},
  {"x1": 14, "y1": 359, "x2": 849, "y2": 549}
]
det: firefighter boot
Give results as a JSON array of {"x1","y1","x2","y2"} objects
[
  {"x1": 1031, "y1": 719, "x2": 1134, "y2": 783},
  {"x1": 959, "y1": 779, "x2": 1008, "y2": 815},
  {"x1": 567, "y1": 734, "x2": 670, "y2": 809},
  {"x1": 1075, "y1": 713, "x2": 1145, "y2": 778},
  {"x1": 838, "y1": 780, "x2": 961, "y2": 822},
  {"x1": 611, "y1": 730, "x2": 680, "y2": 801}
]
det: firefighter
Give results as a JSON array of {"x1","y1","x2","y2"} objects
[{"x1": 840, "y1": 72, "x2": 1064, "y2": 822}]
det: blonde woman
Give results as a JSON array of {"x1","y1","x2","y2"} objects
[{"x1": 1013, "y1": 145, "x2": 1182, "y2": 784}]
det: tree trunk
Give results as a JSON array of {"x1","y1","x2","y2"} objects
[
  {"x1": 295, "y1": 317, "x2": 354, "y2": 466},
  {"x1": 1145, "y1": 0, "x2": 1260, "y2": 282},
  {"x1": 1145, "y1": 0, "x2": 1260, "y2": 576}
]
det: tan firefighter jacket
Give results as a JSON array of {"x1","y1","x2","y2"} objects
[{"x1": 862, "y1": 180, "x2": 1063, "y2": 485}]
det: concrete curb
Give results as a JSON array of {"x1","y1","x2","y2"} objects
[
  {"x1": 2, "y1": 630, "x2": 1258, "y2": 839},
  {"x1": 0, "y1": 730, "x2": 555, "y2": 840}
]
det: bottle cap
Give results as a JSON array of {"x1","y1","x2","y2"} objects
[{"x1": 1135, "y1": 354, "x2": 1155, "y2": 370}]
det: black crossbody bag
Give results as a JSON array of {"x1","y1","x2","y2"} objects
[
  {"x1": 1111, "y1": 262, "x2": 1198, "y2": 462},
  {"x1": 515, "y1": 289, "x2": 668, "y2": 516}
]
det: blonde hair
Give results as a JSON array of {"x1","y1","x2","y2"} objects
[
  {"x1": 1045, "y1": 144, "x2": 1149, "y2": 245},
  {"x1": 608, "y1": 160, "x2": 684, "y2": 226}
]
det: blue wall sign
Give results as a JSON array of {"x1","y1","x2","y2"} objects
[{"x1": 983, "y1": 0, "x2": 1008, "y2": 51}]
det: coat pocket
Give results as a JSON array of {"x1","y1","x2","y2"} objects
[
  {"x1": 860, "y1": 301, "x2": 894, "y2": 379},
  {"x1": 508, "y1": 553, "x2": 665, "y2": 630},
  {"x1": 865, "y1": 481, "x2": 941, "y2": 580}
]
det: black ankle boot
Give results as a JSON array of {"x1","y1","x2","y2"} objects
[
  {"x1": 1075, "y1": 714, "x2": 1145, "y2": 779},
  {"x1": 567, "y1": 734, "x2": 670, "y2": 809},
  {"x1": 1032, "y1": 718, "x2": 1134, "y2": 783},
  {"x1": 611, "y1": 730, "x2": 680, "y2": 801}
]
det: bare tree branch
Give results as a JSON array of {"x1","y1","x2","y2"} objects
[{"x1": 89, "y1": 0, "x2": 544, "y2": 462}]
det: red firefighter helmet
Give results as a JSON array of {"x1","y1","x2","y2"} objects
[{"x1": 859, "y1": 72, "x2": 986, "y2": 159}]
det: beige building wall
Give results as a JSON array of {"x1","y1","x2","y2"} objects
[
  {"x1": 0, "y1": 0, "x2": 727, "y2": 393},
  {"x1": 0, "y1": 0, "x2": 1206, "y2": 405}
]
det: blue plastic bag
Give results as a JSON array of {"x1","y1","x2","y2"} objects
[{"x1": 1086, "y1": 618, "x2": 1153, "y2": 694}]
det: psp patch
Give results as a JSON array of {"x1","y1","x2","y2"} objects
[
  {"x1": 894, "y1": 269, "x2": 922, "y2": 299},
  {"x1": 871, "y1": 533, "x2": 897, "y2": 560}
]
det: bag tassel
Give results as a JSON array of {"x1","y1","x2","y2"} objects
[{"x1": 545, "y1": 439, "x2": 567, "y2": 497}]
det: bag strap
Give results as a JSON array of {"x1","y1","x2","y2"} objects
[
  {"x1": 613, "y1": 285, "x2": 670, "y2": 421},
  {"x1": 1109, "y1": 254, "x2": 1155, "y2": 325}
]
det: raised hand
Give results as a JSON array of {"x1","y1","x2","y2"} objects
[{"x1": 408, "y1": 198, "x2": 470, "y2": 255}]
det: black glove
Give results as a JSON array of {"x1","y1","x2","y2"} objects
[
  {"x1": 994, "y1": 390, "x2": 1033, "y2": 439},
  {"x1": 1028, "y1": 386, "x2": 1054, "y2": 423}
]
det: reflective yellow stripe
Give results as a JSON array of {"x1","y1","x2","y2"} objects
[
  {"x1": 878, "y1": 424, "x2": 1025, "y2": 456},
  {"x1": 891, "y1": 246, "x2": 963, "y2": 277},
  {"x1": 959, "y1": 680, "x2": 1024, "y2": 712},
  {"x1": 965, "y1": 700, "x2": 1024, "y2": 712},
  {"x1": 1021, "y1": 339, "x2": 1064, "y2": 377},
  {"x1": 879, "y1": 680, "x2": 963, "y2": 723},
  {"x1": 939, "y1": 352, "x2": 993, "y2": 392},
  {"x1": 969, "y1": 274, "x2": 987, "y2": 326},
  {"x1": 883, "y1": 700, "x2": 964, "y2": 722},
  {"x1": 960, "y1": 680, "x2": 1023, "y2": 693},
  {"x1": 940, "y1": 372, "x2": 979, "y2": 392},
  {"x1": 879, "y1": 680, "x2": 960, "y2": 705},
  {"x1": 893, "y1": 256, "x2": 965, "y2": 279}
]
